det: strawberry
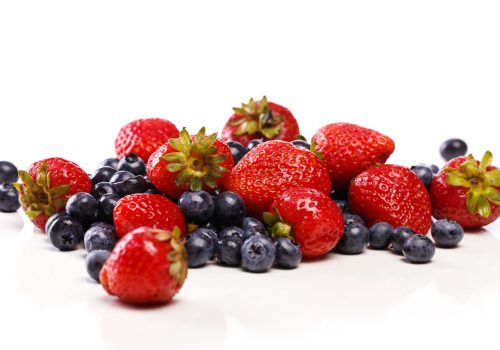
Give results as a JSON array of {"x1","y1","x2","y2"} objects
[
  {"x1": 147, "y1": 127, "x2": 233, "y2": 199},
  {"x1": 312, "y1": 123, "x2": 395, "y2": 192},
  {"x1": 226, "y1": 141, "x2": 331, "y2": 218},
  {"x1": 113, "y1": 193, "x2": 186, "y2": 238},
  {"x1": 430, "y1": 151, "x2": 500, "y2": 229},
  {"x1": 100, "y1": 226, "x2": 187, "y2": 305},
  {"x1": 264, "y1": 187, "x2": 344, "y2": 258},
  {"x1": 221, "y1": 96, "x2": 300, "y2": 147},
  {"x1": 115, "y1": 118, "x2": 179, "y2": 162},
  {"x1": 348, "y1": 164, "x2": 432, "y2": 234},
  {"x1": 14, "y1": 158, "x2": 91, "y2": 232}
]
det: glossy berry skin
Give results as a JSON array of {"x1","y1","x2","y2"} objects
[
  {"x1": 115, "y1": 118, "x2": 180, "y2": 162},
  {"x1": 335, "y1": 223, "x2": 369, "y2": 255},
  {"x1": 431, "y1": 219, "x2": 464, "y2": 248},
  {"x1": 45, "y1": 212, "x2": 68, "y2": 233},
  {"x1": 391, "y1": 226, "x2": 416, "y2": 254},
  {"x1": 100, "y1": 227, "x2": 187, "y2": 305},
  {"x1": 47, "y1": 214, "x2": 84, "y2": 251},
  {"x1": 349, "y1": 165, "x2": 432, "y2": 234},
  {"x1": 0, "y1": 184, "x2": 21, "y2": 213},
  {"x1": 109, "y1": 170, "x2": 135, "y2": 184},
  {"x1": 312, "y1": 123, "x2": 395, "y2": 191},
  {"x1": 241, "y1": 235, "x2": 276, "y2": 272},
  {"x1": 98, "y1": 194, "x2": 120, "y2": 223},
  {"x1": 117, "y1": 154, "x2": 147, "y2": 175},
  {"x1": 410, "y1": 165, "x2": 434, "y2": 188},
  {"x1": 91, "y1": 182, "x2": 117, "y2": 199},
  {"x1": 227, "y1": 141, "x2": 331, "y2": 217},
  {"x1": 193, "y1": 227, "x2": 218, "y2": 243},
  {"x1": 226, "y1": 141, "x2": 249, "y2": 165},
  {"x1": 343, "y1": 213, "x2": 365, "y2": 226},
  {"x1": 184, "y1": 232, "x2": 214, "y2": 267},
  {"x1": 274, "y1": 237, "x2": 302, "y2": 269},
  {"x1": 219, "y1": 226, "x2": 246, "y2": 241},
  {"x1": 440, "y1": 139, "x2": 467, "y2": 161},
  {"x1": 178, "y1": 191, "x2": 215, "y2": 224},
  {"x1": 98, "y1": 158, "x2": 119, "y2": 169},
  {"x1": 240, "y1": 217, "x2": 267, "y2": 236},
  {"x1": 403, "y1": 235, "x2": 435, "y2": 263},
  {"x1": 247, "y1": 139, "x2": 263, "y2": 150},
  {"x1": 291, "y1": 140, "x2": 311, "y2": 150},
  {"x1": 84, "y1": 222, "x2": 118, "y2": 252},
  {"x1": 85, "y1": 250, "x2": 111, "y2": 283},
  {"x1": 214, "y1": 191, "x2": 246, "y2": 226},
  {"x1": 66, "y1": 192, "x2": 99, "y2": 226},
  {"x1": 90, "y1": 166, "x2": 117, "y2": 185},
  {"x1": 0, "y1": 161, "x2": 18, "y2": 183},
  {"x1": 115, "y1": 175, "x2": 150, "y2": 196},
  {"x1": 215, "y1": 237, "x2": 242, "y2": 266},
  {"x1": 113, "y1": 193, "x2": 186, "y2": 238},
  {"x1": 368, "y1": 222, "x2": 393, "y2": 249}
]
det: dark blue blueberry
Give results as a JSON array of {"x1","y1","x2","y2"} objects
[
  {"x1": 178, "y1": 191, "x2": 215, "y2": 224},
  {"x1": 199, "y1": 221, "x2": 219, "y2": 232},
  {"x1": 115, "y1": 175, "x2": 150, "y2": 196},
  {"x1": 184, "y1": 232, "x2": 214, "y2": 267},
  {"x1": 335, "y1": 199, "x2": 349, "y2": 213},
  {"x1": 403, "y1": 235, "x2": 435, "y2": 263},
  {"x1": 335, "y1": 223, "x2": 369, "y2": 254},
  {"x1": 410, "y1": 165, "x2": 434, "y2": 188},
  {"x1": 330, "y1": 190, "x2": 348, "y2": 200},
  {"x1": 109, "y1": 170, "x2": 135, "y2": 184},
  {"x1": 368, "y1": 222, "x2": 393, "y2": 249},
  {"x1": 291, "y1": 140, "x2": 311, "y2": 150},
  {"x1": 219, "y1": 226, "x2": 246, "y2": 241},
  {"x1": 215, "y1": 236, "x2": 242, "y2": 266},
  {"x1": 91, "y1": 182, "x2": 117, "y2": 199},
  {"x1": 430, "y1": 164, "x2": 439, "y2": 174},
  {"x1": 440, "y1": 138, "x2": 467, "y2": 161},
  {"x1": 226, "y1": 141, "x2": 249, "y2": 165},
  {"x1": 0, "y1": 161, "x2": 18, "y2": 183},
  {"x1": 343, "y1": 213, "x2": 365, "y2": 226},
  {"x1": 391, "y1": 226, "x2": 416, "y2": 254},
  {"x1": 192, "y1": 227, "x2": 218, "y2": 242},
  {"x1": 241, "y1": 235, "x2": 276, "y2": 272},
  {"x1": 244, "y1": 226, "x2": 268, "y2": 238},
  {"x1": 85, "y1": 250, "x2": 111, "y2": 282},
  {"x1": 247, "y1": 139, "x2": 264, "y2": 150},
  {"x1": 274, "y1": 237, "x2": 302, "y2": 269},
  {"x1": 45, "y1": 212, "x2": 69, "y2": 233},
  {"x1": 98, "y1": 158, "x2": 119, "y2": 169},
  {"x1": 0, "y1": 184, "x2": 20, "y2": 213},
  {"x1": 98, "y1": 194, "x2": 120, "y2": 223},
  {"x1": 240, "y1": 217, "x2": 266, "y2": 235},
  {"x1": 90, "y1": 166, "x2": 117, "y2": 185},
  {"x1": 431, "y1": 219, "x2": 464, "y2": 248},
  {"x1": 214, "y1": 191, "x2": 246, "y2": 226},
  {"x1": 47, "y1": 214, "x2": 84, "y2": 251},
  {"x1": 65, "y1": 192, "x2": 99, "y2": 226},
  {"x1": 117, "y1": 154, "x2": 146, "y2": 175},
  {"x1": 84, "y1": 222, "x2": 118, "y2": 252}
]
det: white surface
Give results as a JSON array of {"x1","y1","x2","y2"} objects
[{"x1": 1, "y1": 1, "x2": 500, "y2": 349}]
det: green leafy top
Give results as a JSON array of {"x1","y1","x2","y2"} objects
[
  {"x1": 263, "y1": 209, "x2": 294, "y2": 239},
  {"x1": 155, "y1": 226, "x2": 188, "y2": 285}
]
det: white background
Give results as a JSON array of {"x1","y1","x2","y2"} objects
[{"x1": 1, "y1": 1, "x2": 499, "y2": 350}]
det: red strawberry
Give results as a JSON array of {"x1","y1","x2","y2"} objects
[
  {"x1": 312, "y1": 123, "x2": 395, "y2": 192},
  {"x1": 115, "y1": 118, "x2": 179, "y2": 162},
  {"x1": 430, "y1": 151, "x2": 500, "y2": 229},
  {"x1": 147, "y1": 127, "x2": 233, "y2": 199},
  {"x1": 226, "y1": 141, "x2": 331, "y2": 218},
  {"x1": 264, "y1": 187, "x2": 344, "y2": 258},
  {"x1": 14, "y1": 158, "x2": 91, "y2": 232},
  {"x1": 221, "y1": 96, "x2": 300, "y2": 146},
  {"x1": 100, "y1": 226, "x2": 187, "y2": 305},
  {"x1": 348, "y1": 164, "x2": 432, "y2": 234},
  {"x1": 113, "y1": 193, "x2": 186, "y2": 238}
]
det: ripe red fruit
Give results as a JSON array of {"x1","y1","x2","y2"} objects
[
  {"x1": 227, "y1": 140, "x2": 331, "y2": 218},
  {"x1": 221, "y1": 96, "x2": 300, "y2": 146},
  {"x1": 265, "y1": 187, "x2": 344, "y2": 258},
  {"x1": 147, "y1": 127, "x2": 234, "y2": 199},
  {"x1": 115, "y1": 118, "x2": 179, "y2": 162},
  {"x1": 113, "y1": 193, "x2": 186, "y2": 238},
  {"x1": 312, "y1": 123, "x2": 395, "y2": 192},
  {"x1": 14, "y1": 158, "x2": 91, "y2": 232},
  {"x1": 348, "y1": 164, "x2": 432, "y2": 234},
  {"x1": 100, "y1": 226, "x2": 187, "y2": 305},
  {"x1": 430, "y1": 151, "x2": 500, "y2": 229}
]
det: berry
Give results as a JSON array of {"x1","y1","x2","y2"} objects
[
  {"x1": 226, "y1": 141, "x2": 248, "y2": 165},
  {"x1": 215, "y1": 237, "x2": 242, "y2": 266},
  {"x1": 0, "y1": 184, "x2": 20, "y2": 213},
  {"x1": 178, "y1": 191, "x2": 215, "y2": 224},
  {"x1": 429, "y1": 164, "x2": 439, "y2": 174},
  {"x1": 368, "y1": 222, "x2": 393, "y2": 249},
  {"x1": 240, "y1": 217, "x2": 267, "y2": 236},
  {"x1": 274, "y1": 237, "x2": 302, "y2": 269},
  {"x1": 431, "y1": 219, "x2": 464, "y2": 248},
  {"x1": 0, "y1": 161, "x2": 18, "y2": 183},
  {"x1": 219, "y1": 226, "x2": 246, "y2": 241},
  {"x1": 91, "y1": 182, "x2": 117, "y2": 199},
  {"x1": 85, "y1": 250, "x2": 111, "y2": 283},
  {"x1": 109, "y1": 170, "x2": 135, "y2": 184},
  {"x1": 117, "y1": 154, "x2": 147, "y2": 175},
  {"x1": 291, "y1": 140, "x2": 311, "y2": 150},
  {"x1": 98, "y1": 158, "x2": 119, "y2": 169},
  {"x1": 193, "y1": 227, "x2": 218, "y2": 243},
  {"x1": 335, "y1": 223, "x2": 369, "y2": 255},
  {"x1": 98, "y1": 194, "x2": 120, "y2": 223},
  {"x1": 343, "y1": 213, "x2": 365, "y2": 226},
  {"x1": 66, "y1": 192, "x2": 99, "y2": 226},
  {"x1": 214, "y1": 191, "x2": 246, "y2": 226},
  {"x1": 241, "y1": 235, "x2": 276, "y2": 273},
  {"x1": 184, "y1": 232, "x2": 214, "y2": 267},
  {"x1": 440, "y1": 138, "x2": 467, "y2": 161},
  {"x1": 247, "y1": 139, "x2": 263, "y2": 150},
  {"x1": 84, "y1": 222, "x2": 118, "y2": 252},
  {"x1": 90, "y1": 166, "x2": 117, "y2": 185},
  {"x1": 403, "y1": 235, "x2": 435, "y2": 263},
  {"x1": 45, "y1": 211, "x2": 68, "y2": 233},
  {"x1": 115, "y1": 175, "x2": 150, "y2": 196},
  {"x1": 391, "y1": 226, "x2": 416, "y2": 254},
  {"x1": 312, "y1": 123, "x2": 395, "y2": 191},
  {"x1": 334, "y1": 199, "x2": 349, "y2": 213},
  {"x1": 47, "y1": 214, "x2": 84, "y2": 251},
  {"x1": 410, "y1": 165, "x2": 433, "y2": 188}
]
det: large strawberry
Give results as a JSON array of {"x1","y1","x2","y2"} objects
[
  {"x1": 100, "y1": 226, "x2": 187, "y2": 305},
  {"x1": 115, "y1": 118, "x2": 179, "y2": 162},
  {"x1": 430, "y1": 151, "x2": 500, "y2": 229},
  {"x1": 113, "y1": 193, "x2": 186, "y2": 238},
  {"x1": 312, "y1": 123, "x2": 395, "y2": 192},
  {"x1": 348, "y1": 164, "x2": 432, "y2": 234},
  {"x1": 226, "y1": 141, "x2": 331, "y2": 218},
  {"x1": 264, "y1": 187, "x2": 344, "y2": 258},
  {"x1": 221, "y1": 96, "x2": 300, "y2": 147},
  {"x1": 147, "y1": 127, "x2": 233, "y2": 199},
  {"x1": 14, "y1": 158, "x2": 91, "y2": 232}
]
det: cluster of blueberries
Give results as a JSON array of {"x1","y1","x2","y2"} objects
[{"x1": 0, "y1": 161, "x2": 21, "y2": 213}]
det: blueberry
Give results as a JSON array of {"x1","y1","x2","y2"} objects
[
  {"x1": 391, "y1": 226, "x2": 416, "y2": 254},
  {"x1": 274, "y1": 237, "x2": 302, "y2": 269},
  {"x1": 214, "y1": 191, "x2": 246, "y2": 226},
  {"x1": 0, "y1": 161, "x2": 18, "y2": 183},
  {"x1": 178, "y1": 191, "x2": 215, "y2": 224},
  {"x1": 0, "y1": 184, "x2": 20, "y2": 213},
  {"x1": 90, "y1": 166, "x2": 117, "y2": 185},
  {"x1": 226, "y1": 141, "x2": 249, "y2": 165},
  {"x1": 240, "y1": 217, "x2": 267, "y2": 235},
  {"x1": 440, "y1": 139, "x2": 468, "y2": 161},
  {"x1": 368, "y1": 222, "x2": 393, "y2": 249},
  {"x1": 247, "y1": 139, "x2": 263, "y2": 150},
  {"x1": 199, "y1": 221, "x2": 219, "y2": 232},
  {"x1": 241, "y1": 235, "x2": 276, "y2": 272},
  {"x1": 431, "y1": 219, "x2": 464, "y2": 248},
  {"x1": 215, "y1": 237, "x2": 242, "y2": 266},
  {"x1": 98, "y1": 194, "x2": 120, "y2": 223},
  {"x1": 185, "y1": 232, "x2": 214, "y2": 267},
  {"x1": 335, "y1": 223, "x2": 369, "y2": 254},
  {"x1": 403, "y1": 235, "x2": 435, "y2": 263},
  {"x1": 65, "y1": 192, "x2": 99, "y2": 226},
  {"x1": 85, "y1": 250, "x2": 111, "y2": 282},
  {"x1": 115, "y1": 175, "x2": 150, "y2": 196},
  {"x1": 343, "y1": 213, "x2": 365, "y2": 226},
  {"x1": 192, "y1": 227, "x2": 218, "y2": 242},
  {"x1": 45, "y1": 212, "x2": 69, "y2": 233},
  {"x1": 410, "y1": 165, "x2": 433, "y2": 188},
  {"x1": 109, "y1": 170, "x2": 135, "y2": 184},
  {"x1": 98, "y1": 158, "x2": 119, "y2": 169},
  {"x1": 117, "y1": 154, "x2": 146, "y2": 175},
  {"x1": 335, "y1": 199, "x2": 349, "y2": 213},
  {"x1": 291, "y1": 140, "x2": 310, "y2": 150},
  {"x1": 429, "y1": 164, "x2": 439, "y2": 174},
  {"x1": 219, "y1": 226, "x2": 246, "y2": 240},
  {"x1": 84, "y1": 222, "x2": 118, "y2": 252},
  {"x1": 47, "y1": 214, "x2": 84, "y2": 251},
  {"x1": 91, "y1": 182, "x2": 117, "y2": 199}
]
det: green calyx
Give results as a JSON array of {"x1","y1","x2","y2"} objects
[
  {"x1": 445, "y1": 151, "x2": 500, "y2": 218},
  {"x1": 155, "y1": 226, "x2": 188, "y2": 285},
  {"x1": 263, "y1": 209, "x2": 294, "y2": 239},
  {"x1": 13, "y1": 162, "x2": 71, "y2": 219},
  {"x1": 310, "y1": 140, "x2": 325, "y2": 160},
  {"x1": 229, "y1": 96, "x2": 284, "y2": 139},
  {"x1": 162, "y1": 127, "x2": 228, "y2": 191}
]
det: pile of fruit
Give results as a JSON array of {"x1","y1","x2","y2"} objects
[{"x1": 1, "y1": 97, "x2": 499, "y2": 306}]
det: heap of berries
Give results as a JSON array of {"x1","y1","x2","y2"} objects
[{"x1": 1, "y1": 96, "x2": 499, "y2": 306}]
